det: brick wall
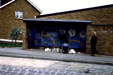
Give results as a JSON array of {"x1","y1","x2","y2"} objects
[
  {"x1": 38, "y1": 5, "x2": 113, "y2": 25},
  {"x1": 86, "y1": 25, "x2": 113, "y2": 55},
  {"x1": 22, "y1": 23, "x2": 27, "y2": 49},
  {"x1": 0, "y1": 0, "x2": 40, "y2": 40},
  {"x1": 36, "y1": 5, "x2": 113, "y2": 55}
]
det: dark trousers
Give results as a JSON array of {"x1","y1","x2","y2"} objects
[
  {"x1": 31, "y1": 40, "x2": 35, "y2": 48},
  {"x1": 62, "y1": 46, "x2": 69, "y2": 53},
  {"x1": 91, "y1": 44, "x2": 97, "y2": 54}
]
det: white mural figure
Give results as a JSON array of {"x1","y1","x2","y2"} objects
[
  {"x1": 68, "y1": 29, "x2": 76, "y2": 37},
  {"x1": 79, "y1": 31, "x2": 86, "y2": 38},
  {"x1": 59, "y1": 30, "x2": 65, "y2": 34}
]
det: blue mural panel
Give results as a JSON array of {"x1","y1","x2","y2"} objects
[{"x1": 27, "y1": 27, "x2": 86, "y2": 49}]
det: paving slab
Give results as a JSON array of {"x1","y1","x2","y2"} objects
[{"x1": 0, "y1": 47, "x2": 113, "y2": 65}]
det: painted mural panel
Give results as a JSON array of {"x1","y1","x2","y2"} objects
[{"x1": 27, "y1": 27, "x2": 86, "y2": 49}]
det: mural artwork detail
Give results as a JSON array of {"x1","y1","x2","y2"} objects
[{"x1": 27, "y1": 27, "x2": 86, "y2": 49}]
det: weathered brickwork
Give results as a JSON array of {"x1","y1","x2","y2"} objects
[
  {"x1": 0, "y1": 0, "x2": 40, "y2": 40},
  {"x1": 36, "y1": 5, "x2": 113, "y2": 55},
  {"x1": 22, "y1": 23, "x2": 27, "y2": 49},
  {"x1": 86, "y1": 25, "x2": 113, "y2": 55},
  {"x1": 38, "y1": 6, "x2": 113, "y2": 25}
]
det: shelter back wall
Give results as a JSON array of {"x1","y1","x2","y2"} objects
[
  {"x1": 38, "y1": 5, "x2": 113, "y2": 25},
  {"x1": 37, "y1": 5, "x2": 113, "y2": 55}
]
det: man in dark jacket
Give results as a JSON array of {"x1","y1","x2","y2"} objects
[{"x1": 90, "y1": 31, "x2": 97, "y2": 56}]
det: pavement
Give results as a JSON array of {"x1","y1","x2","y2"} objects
[{"x1": 0, "y1": 47, "x2": 113, "y2": 66}]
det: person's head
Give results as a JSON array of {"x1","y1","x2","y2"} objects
[{"x1": 92, "y1": 31, "x2": 96, "y2": 36}]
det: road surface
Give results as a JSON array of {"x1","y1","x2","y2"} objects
[{"x1": 0, "y1": 56, "x2": 113, "y2": 75}]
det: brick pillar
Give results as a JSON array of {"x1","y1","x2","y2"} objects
[{"x1": 22, "y1": 23, "x2": 27, "y2": 49}]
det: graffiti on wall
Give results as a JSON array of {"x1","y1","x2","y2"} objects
[{"x1": 27, "y1": 27, "x2": 86, "y2": 49}]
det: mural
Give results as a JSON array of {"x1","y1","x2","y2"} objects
[{"x1": 27, "y1": 27, "x2": 86, "y2": 49}]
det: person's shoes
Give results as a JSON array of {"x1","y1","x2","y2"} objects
[
  {"x1": 95, "y1": 54, "x2": 97, "y2": 56},
  {"x1": 92, "y1": 54, "x2": 97, "y2": 56},
  {"x1": 91, "y1": 54, "x2": 95, "y2": 56}
]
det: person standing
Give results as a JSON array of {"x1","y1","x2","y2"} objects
[{"x1": 90, "y1": 31, "x2": 97, "y2": 56}]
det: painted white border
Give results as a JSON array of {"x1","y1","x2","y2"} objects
[
  {"x1": 27, "y1": 0, "x2": 43, "y2": 14},
  {"x1": 0, "y1": 0, "x2": 42, "y2": 14},
  {"x1": 0, "y1": 0, "x2": 15, "y2": 9},
  {"x1": 0, "y1": 39, "x2": 23, "y2": 43}
]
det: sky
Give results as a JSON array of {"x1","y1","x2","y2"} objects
[{"x1": 30, "y1": 0, "x2": 113, "y2": 15}]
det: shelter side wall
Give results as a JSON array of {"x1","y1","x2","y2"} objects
[
  {"x1": 86, "y1": 25, "x2": 113, "y2": 55},
  {"x1": 0, "y1": 0, "x2": 40, "y2": 40}
]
